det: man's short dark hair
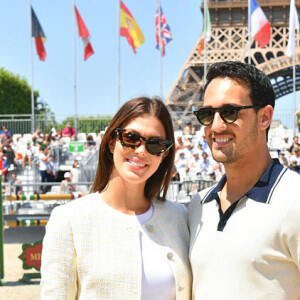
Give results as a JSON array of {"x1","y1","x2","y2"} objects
[{"x1": 204, "y1": 61, "x2": 275, "y2": 109}]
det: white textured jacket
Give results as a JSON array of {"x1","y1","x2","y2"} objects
[{"x1": 41, "y1": 193, "x2": 192, "y2": 299}]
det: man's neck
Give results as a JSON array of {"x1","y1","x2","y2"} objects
[{"x1": 220, "y1": 153, "x2": 273, "y2": 212}]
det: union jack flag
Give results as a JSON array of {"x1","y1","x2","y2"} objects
[{"x1": 155, "y1": 5, "x2": 172, "y2": 56}]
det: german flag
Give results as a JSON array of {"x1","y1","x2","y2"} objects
[{"x1": 31, "y1": 6, "x2": 46, "y2": 61}]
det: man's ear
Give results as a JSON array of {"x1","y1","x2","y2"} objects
[{"x1": 259, "y1": 105, "x2": 273, "y2": 131}]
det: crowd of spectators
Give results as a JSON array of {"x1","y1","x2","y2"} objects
[
  {"x1": 0, "y1": 123, "x2": 101, "y2": 195},
  {"x1": 173, "y1": 123, "x2": 300, "y2": 186},
  {"x1": 1, "y1": 121, "x2": 300, "y2": 196}
]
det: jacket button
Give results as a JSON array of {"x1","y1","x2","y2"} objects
[
  {"x1": 146, "y1": 224, "x2": 154, "y2": 233},
  {"x1": 178, "y1": 285, "x2": 184, "y2": 291},
  {"x1": 167, "y1": 252, "x2": 173, "y2": 260}
]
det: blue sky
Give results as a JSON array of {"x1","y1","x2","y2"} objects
[{"x1": 0, "y1": 0, "x2": 297, "y2": 128}]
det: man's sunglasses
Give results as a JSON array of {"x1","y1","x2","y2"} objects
[
  {"x1": 114, "y1": 128, "x2": 173, "y2": 156},
  {"x1": 193, "y1": 105, "x2": 264, "y2": 126}
]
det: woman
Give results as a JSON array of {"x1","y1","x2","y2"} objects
[{"x1": 41, "y1": 97, "x2": 192, "y2": 299}]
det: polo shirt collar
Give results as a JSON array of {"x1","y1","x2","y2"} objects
[{"x1": 202, "y1": 159, "x2": 286, "y2": 204}]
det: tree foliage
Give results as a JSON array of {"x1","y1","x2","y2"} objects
[{"x1": 0, "y1": 67, "x2": 39, "y2": 114}]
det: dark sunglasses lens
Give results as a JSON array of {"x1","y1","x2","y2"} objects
[
  {"x1": 122, "y1": 131, "x2": 141, "y2": 147},
  {"x1": 197, "y1": 108, "x2": 214, "y2": 125},
  {"x1": 146, "y1": 139, "x2": 170, "y2": 155},
  {"x1": 220, "y1": 106, "x2": 238, "y2": 123}
]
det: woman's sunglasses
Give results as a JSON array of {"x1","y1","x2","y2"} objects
[
  {"x1": 114, "y1": 128, "x2": 173, "y2": 156},
  {"x1": 193, "y1": 105, "x2": 264, "y2": 126}
]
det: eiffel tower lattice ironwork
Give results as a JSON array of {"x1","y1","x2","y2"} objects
[{"x1": 165, "y1": 0, "x2": 300, "y2": 129}]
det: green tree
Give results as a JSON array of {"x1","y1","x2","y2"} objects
[{"x1": 0, "y1": 67, "x2": 39, "y2": 114}]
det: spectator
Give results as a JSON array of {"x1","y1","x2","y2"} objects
[
  {"x1": 189, "y1": 150, "x2": 202, "y2": 171},
  {"x1": 175, "y1": 149, "x2": 189, "y2": 173},
  {"x1": 199, "y1": 151, "x2": 211, "y2": 175},
  {"x1": 279, "y1": 152, "x2": 289, "y2": 168},
  {"x1": 295, "y1": 105, "x2": 300, "y2": 132},
  {"x1": 171, "y1": 165, "x2": 180, "y2": 181},
  {"x1": 62, "y1": 122, "x2": 76, "y2": 138},
  {"x1": 3, "y1": 143, "x2": 16, "y2": 171},
  {"x1": 61, "y1": 172, "x2": 75, "y2": 194},
  {"x1": 175, "y1": 136, "x2": 184, "y2": 151},
  {"x1": 43, "y1": 133, "x2": 52, "y2": 147},
  {"x1": 183, "y1": 121, "x2": 195, "y2": 135},
  {"x1": 70, "y1": 160, "x2": 79, "y2": 191},
  {"x1": 85, "y1": 135, "x2": 96, "y2": 150},
  {"x1": 0, "y1": 125, "x2": 11, "y2": 136},
  {"x1": 39, "y1": 146, "x2": 52, "y2": 193},
  {"x1": 280, "y1": 136, "x2": 291, "y2": 154},
  {"x1": 289, "y1": 148, "x2": 300, "y2": 173},
  {"x1": 184, "y1": 141, "x2": 194, "y2": 158},
  {"x1": 32, "y1": 129, "x2": 43, "y2": 145},
  {"x1": 1, "y1": 129, "x2": 12, "y2": 148},
  {"x1": 0, "y1": 152, "x2": 6, "y2": 175},
  {"x1": 200, "y1": 134, "x2": 209, "y2": 151},
  {"x1": 47, "y1": 155, "x2": 58, "y2": 183},
  {"x1": 8, "y1": 172, "x2": 23, "y2": 195},
  {"x1": 288, "y1": 136, "x2": 300, "y2": 155},
  {"x1": 22, "y1": 141, "x2": 33, "y2": 169}
]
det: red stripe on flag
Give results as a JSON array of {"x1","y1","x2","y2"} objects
[
  {"x1": 84, "y1": 43, "x2": 94, "y2": 61},
  {"x1": 74, "y1": 6, "x2": 90, "y2": 38},
  {"x1": 35, "y1": 37, "x2": 46, "y2": 61},
  {"x1": 120, "y1": 27, "x2": 136, "y2": 53},
  {"x1": 253, "y1": 22, "x2": 271, "y2": 48}
]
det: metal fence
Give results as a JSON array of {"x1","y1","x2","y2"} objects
[
  {"x1": 0, "y1": 110, "x2": 295, "y2": 136},
  {"x1": 0, "y1": 115, "x2": 112, "y2": 135}
]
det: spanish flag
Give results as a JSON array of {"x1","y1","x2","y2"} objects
[
  {"x1": 31, "y1": 6, "x2": 46, "y2": 61},
  {"x1": 120, "y1": 1, "x2": 144, "y2": 53}
]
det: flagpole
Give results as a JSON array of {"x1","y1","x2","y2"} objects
[
  {"x1": 203, "y1": 0, "x2": 207, "y2": 85},
  {"x1": 293, "y1": 48, "x2": 296, "y2": 134},
  {"x1": 29, "y1": 0, "x2": 35, "y2": 133},
  {"x1": 117, "y1": 0, "x2": 121, "y2": 109},
  {"x1": 158, "y1": 0, "x2": 163, "y2": 98},
  {"x1": 248, "y1": 0, "x2": 251, "y2": 64},
  {"x1": 73, "y1": 0, "x2": 78, "y2": 134}
]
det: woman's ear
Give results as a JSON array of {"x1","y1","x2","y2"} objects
[
  {"x1": 259, "y1": 105, "x2": 273, "y2": 131},
  {"x1": 108, "y1": 138, "x2": 116, "y2": 154},
  {"x1": 161, "y1": 150, "x2": 170, "y2": 161}
]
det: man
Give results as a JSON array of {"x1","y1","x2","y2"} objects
[
  {"x1": 288, "y1": 135, "x2": 300, "y2": 155},
  {"x1": 8, "y1": 172, "x2": 23, "y2": 195},
  {"x1": 189, "y1": 61, "x2": 300, "y2": 299},
  {"x1": 289, "y1": 147, "x2": 300, "y2": 173}
]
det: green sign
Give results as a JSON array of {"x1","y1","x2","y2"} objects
[{"x1": 69, "y1": 141, "x2": 84, "y2": 152}]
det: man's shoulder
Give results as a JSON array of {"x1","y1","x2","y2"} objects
[{"x1": 189, "y1": 184, "x2": 216, "y2": 210}]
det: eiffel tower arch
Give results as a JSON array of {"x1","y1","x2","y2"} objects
[{"x1": 165, "y1": 0, "x2": 300, "y2": 129}]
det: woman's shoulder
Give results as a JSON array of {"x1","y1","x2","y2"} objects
[{"x1": 50, "y1": 192, "x2": 101, "y2": 217}]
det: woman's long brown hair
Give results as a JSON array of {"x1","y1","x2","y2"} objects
[{"x1": 90, "y1": 96, "x2": 175, "y2": 201}]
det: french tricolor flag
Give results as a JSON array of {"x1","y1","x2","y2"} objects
[{"x1": 250, "y1": 0, "x2": 271, "y2": 48}]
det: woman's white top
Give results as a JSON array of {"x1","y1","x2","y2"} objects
[{"x1": 111, "y1": 203, "x2": 176, "y2": 300}]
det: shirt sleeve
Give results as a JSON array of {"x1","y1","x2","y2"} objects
[{"x1": 41, "y1": 206, "x2": 78, "y2": 300}]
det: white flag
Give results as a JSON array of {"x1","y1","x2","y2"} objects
[{"x1": 286, "y1": 0, "x2": 300, "y2": 57}]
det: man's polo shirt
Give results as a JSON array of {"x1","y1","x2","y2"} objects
[{"x1": 188, "y1": 159, "x2": 300, "y2": 300}]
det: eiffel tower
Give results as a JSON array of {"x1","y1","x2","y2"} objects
[{"x1": 165, "y1": 0, "x2": 300, "y2": 129}]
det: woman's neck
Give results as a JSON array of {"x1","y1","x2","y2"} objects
[{"x1": 100, "y1": 176, "x2": 150, "y2": 215}]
